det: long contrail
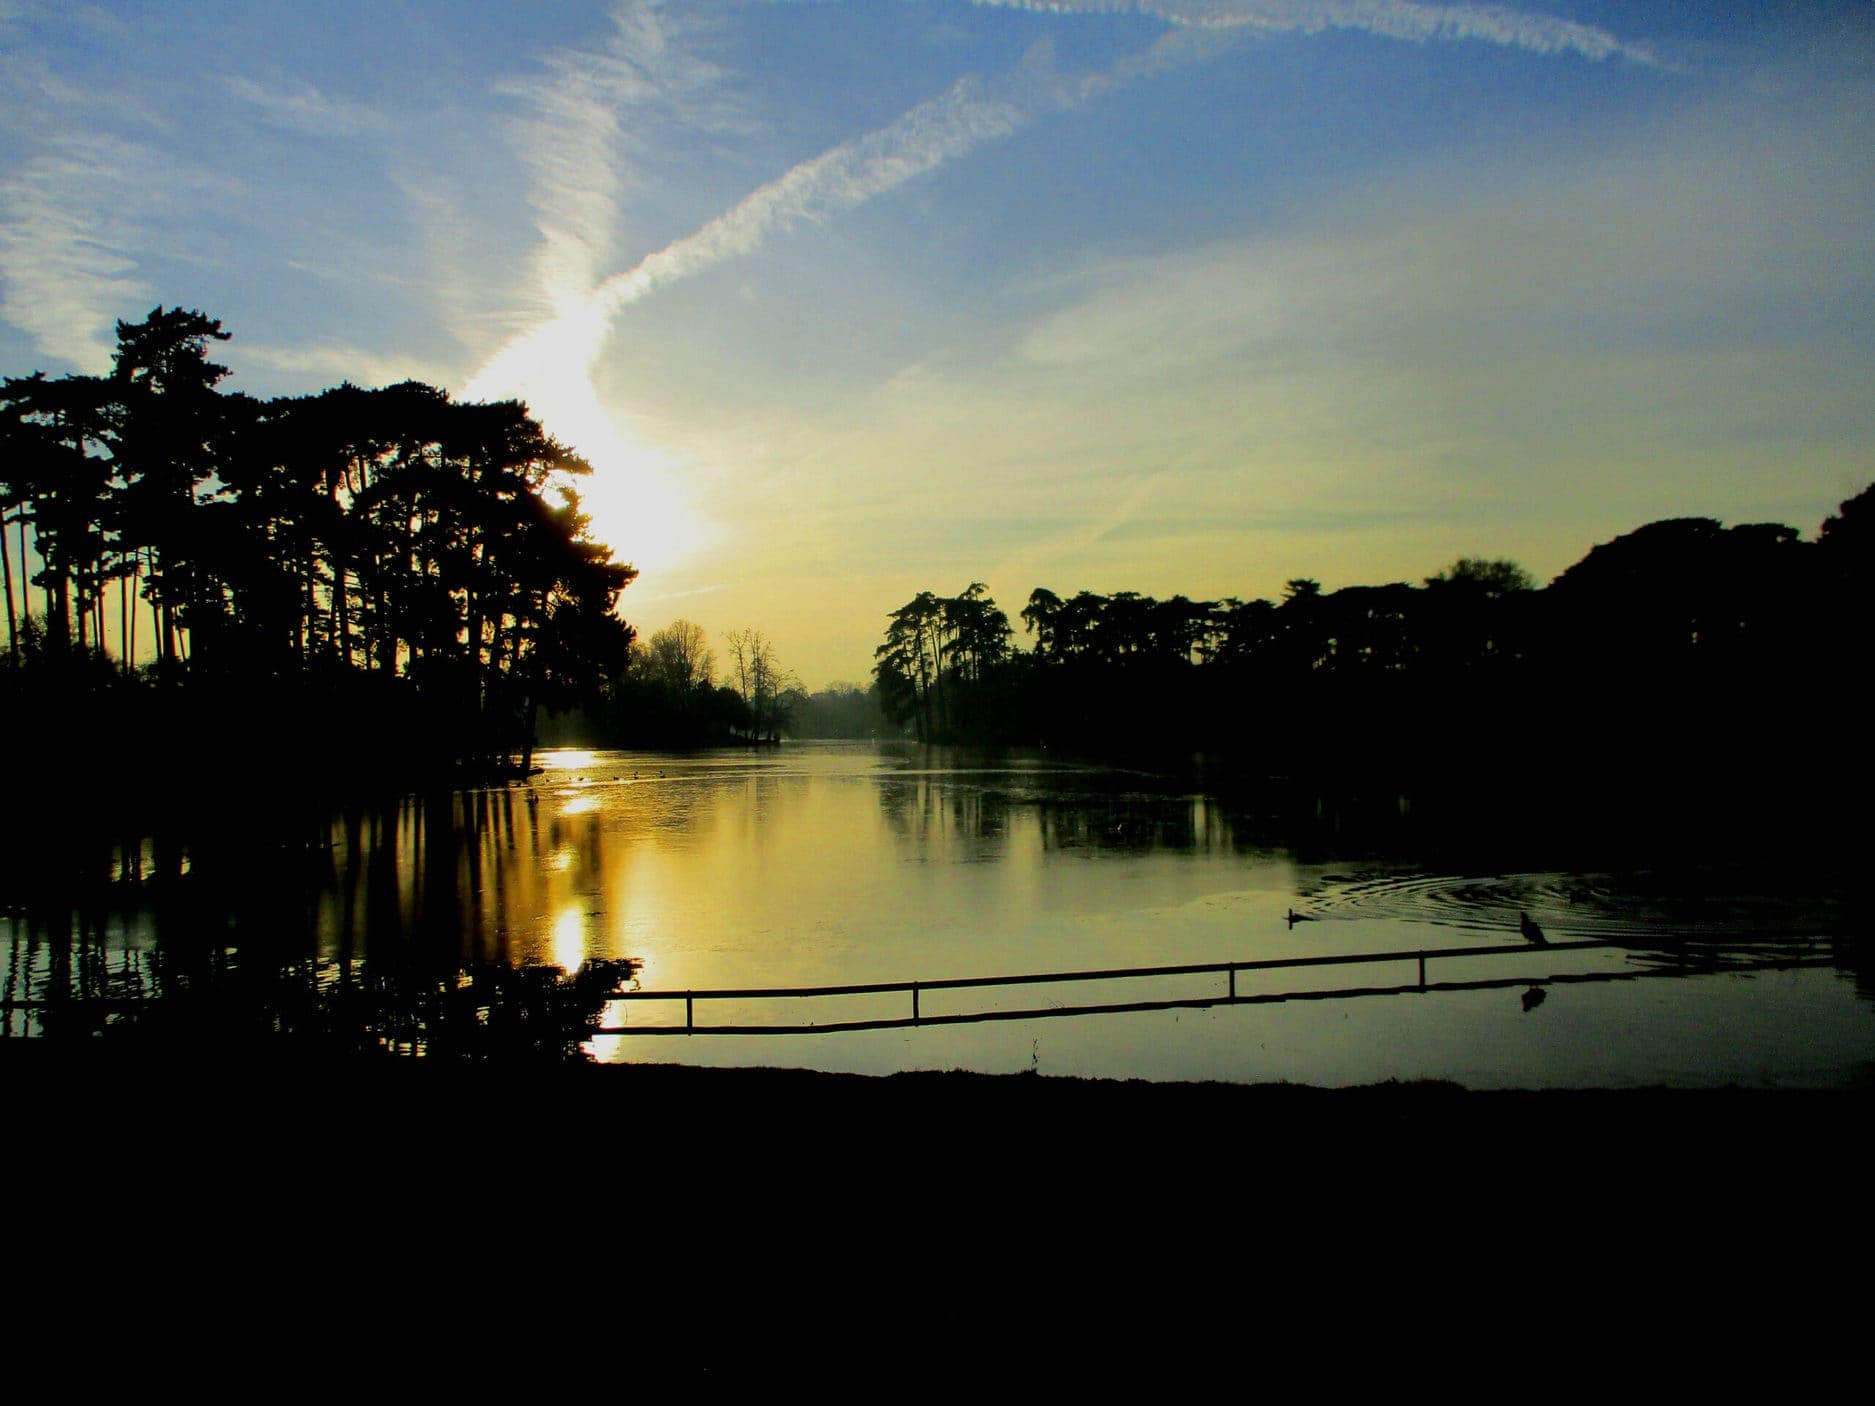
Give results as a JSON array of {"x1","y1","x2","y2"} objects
[
  {"x1": 590, "y1": 70, "x2": 1044, "y2": 320},
  {"x1": 969, "y1": 0, "x2": 1658, "y2": 67}
]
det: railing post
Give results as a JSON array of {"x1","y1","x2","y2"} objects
[
  {"x1": 913, "y1": 982, "x2": 920, "y2": 1026},
  {"x1": 686, "y1": 992, "x2": 693, "y2": 1033}
]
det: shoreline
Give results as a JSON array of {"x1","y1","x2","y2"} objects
[
  {"x1": 12, "y1": 1040, "x2": 1868, "y2": 1105},
  {"x1": 16, "y1": 1047, "x2": 1864, "y2": 1209}
]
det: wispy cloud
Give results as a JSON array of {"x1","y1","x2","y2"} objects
[
  {"x1": 952, "y1": 79, "x2": 1875, "y2": 561},
  {"x1": 452, "y1": 3, "x2": 754, "y2": 573},
  {"x1": 498, "y1": 0, "x2": 736, "y2": 319},
  {"x1": 627, "y1": 580, "x2": 733, "y2": 607},
  {"x1": 0, "y1": 133, "x2": 152, "y2": 372},
  {"x1": 222, "y1": 74, "x2": 385, "y2": 139},
  {"x1": 1, "y1": 48, "x2": 171, "y2": 133},
  {"x1": 988, "y1": 470, "x2": 1169, "y2": 602},
  {"x1": 0, "y1": 3, "x2": 127, "y2": 39},
  {"x1": 235, "y1": 341, "x2": 455, "y2": 391},
  {"x1": 969, "y1": 0, "x2": 1659, "y2": 67},
  {"x1": 500, "y1": 14, "x2": 645, "y2": 314}
]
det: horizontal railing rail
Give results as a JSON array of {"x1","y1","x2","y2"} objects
[
  {"x1": 2, "y1": 937, "x2": 1839, "y2": 1039},
  {"x1": 593, "y1": 937, "x2": 1836, "y2": 1036}
]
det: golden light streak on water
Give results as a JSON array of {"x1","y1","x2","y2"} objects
[{"x1": 551, "y1": 907, "x2": 585, "y2": 974}]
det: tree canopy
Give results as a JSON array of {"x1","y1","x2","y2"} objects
[
  {"x1": 872, "y1": 492, "x2": 1875, "y2": 811},
  {"x1": 2, "y1": 308, "x2": 636, "y2": 781}
]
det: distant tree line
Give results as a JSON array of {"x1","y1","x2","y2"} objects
[
  {"x1": 561, "y1": 618, "x2": 812, "y2": 747},
  {"x1": 2, "y1": 308, "x2": 635, "y2": 791},
  {"x1": 874, "y1": 491, "x2": 1875, "y2": 835},
  {"x1": 787, "y1": 681, "x2": 892, "y2": 739},
  {"x1": 570, "y1": 618, "x2": 886, "y2": 746}
]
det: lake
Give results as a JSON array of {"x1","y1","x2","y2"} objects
[{"x1": 3, "y1": 741, "x2": 1868, "y2": 1087}]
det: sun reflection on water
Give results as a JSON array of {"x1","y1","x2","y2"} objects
[{"x1": 551, "y1": 908, "x2": 585, "y2": 973}]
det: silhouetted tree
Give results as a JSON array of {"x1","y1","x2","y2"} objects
[
  {"x1": 874, "y1": 491, "x2": 1875, "y2": 796},
  {"x1": 3, "y1": 308, "x2": 639, "y2": 779},
  {"x1": 641, "y1": 619, "x2": 714, "y2": 692},
  {"x1": 1427, "y1": 557, "x2": 1534, "y2": 596},
  {"x1": 110, "y1": 307, "x2": 232, "y2": 671},
  {"x1": 1021, "y1": 587, "x2": 1062, "y2": 659},
  {"x1": 726, "y1": 626, "x2": 797, "y2": 742},
  {"x1": 875, "y1": 585, "x2": 1015, "y2": 741},
  {"x1": 876, "y1": 591, "x2": 945, "y2": 740}
]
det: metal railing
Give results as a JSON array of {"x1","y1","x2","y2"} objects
[
  {"x1": 1, "y1": 937, "x2": 1837, "y2": 1039},
  {"x1": 594, "y1": 937, "x2": 1837, "y2": 1036}
]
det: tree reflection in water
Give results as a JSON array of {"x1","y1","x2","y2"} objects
[
  {"x1": 15, "y1": 936, "x2": 638, "y2": 1062},
  {"x1": 2, "y1": 788, "x2": 638, "y2": 1061}
]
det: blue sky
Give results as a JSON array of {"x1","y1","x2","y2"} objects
[{"x1": 3, "y1": 1, "x2": 1871, "y2": 686}]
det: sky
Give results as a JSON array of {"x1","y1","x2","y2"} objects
[{"x1": 3, "y1": 0, "x2": 1872, "y2": 688}]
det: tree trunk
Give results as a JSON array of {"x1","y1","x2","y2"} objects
[
  {"x1": 159, "y1": 571, "x2": 174, "y2": 669},
  {"x1": 303, "y1": 554, "x2": 315, "y2": 665},
  {"x1": 334, "y1": 562, "x2": 350, "y2": 668},
  {"x1": 129, "y1": 558, "x2": 141, "y2": 671},
  {"x1": 52, "y1": 560, "x2": 69, "y2": 654},
  {"x1": 1, "y1": 510, "x2": 15, "y2": 664},
  {"x1": 40, "y1": 548, "x2": 53, "y2": 643},
  {"x1": 14, "y1": 513, "x2": 27, "y2": 657}
]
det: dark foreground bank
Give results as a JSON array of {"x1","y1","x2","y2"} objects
[
  {"x1": 11, "y1": 1042, "x2": 1866, "y2": 1161},
  {"x1": 12, "y1": 1044, "x2": 1867, "y2": 1385}
]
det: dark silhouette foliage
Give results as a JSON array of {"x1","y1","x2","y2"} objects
[
  {"x1": 875, "y1": 494, "x2": 1874, "y2": 859},
  {"x1": 2, "y1": 308, "x2": 637, "y2": 796}
]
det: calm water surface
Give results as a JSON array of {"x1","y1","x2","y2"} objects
[{"x1": 4, "y1": 742, "x2": 1868, "y2": 1086}]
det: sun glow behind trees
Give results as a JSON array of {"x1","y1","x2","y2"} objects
[
  {"x1": 462, "y1": 309, "x2": 711, "y2": 581},
  {"x1": 2, "y1": 306, "x2": 638, "y2": 774}
]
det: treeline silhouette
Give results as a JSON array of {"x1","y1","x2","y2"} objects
[
  {"x1": 2, "y1": 308, "x2": 635, "y2": 801},
  {"x1": 566, "y1": 618, "x2": 808, "y2": 748},
  {"x1": 557, "y1": 618, "x2": 890, "y2": 748},
  {"x1": 876, "y1": 491, "x2": 1875, "y2": 859}
]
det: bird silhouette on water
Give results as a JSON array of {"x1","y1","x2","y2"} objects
[{"x1": 1519, "y1": 911, "x2": 1548, "y2": 946}]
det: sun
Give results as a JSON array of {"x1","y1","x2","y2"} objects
[{"x1": 462, "y1": 307, "x2": 715, "y2": 578}]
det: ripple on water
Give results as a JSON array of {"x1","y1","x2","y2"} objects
[{"x1": 1298, "y1": 869, "x2": 1850, "y2": 946}]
